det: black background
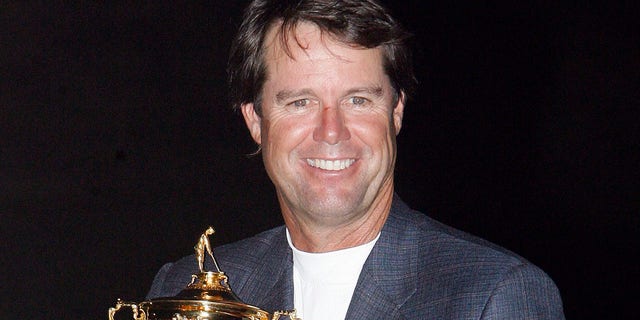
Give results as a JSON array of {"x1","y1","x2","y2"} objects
[{"x1": 1, "y1": 1, "x2": 638, "y2": 319}]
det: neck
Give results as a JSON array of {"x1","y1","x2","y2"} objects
[{"x1": 283, "y1": 189, "x2": 393, "y2": 253}]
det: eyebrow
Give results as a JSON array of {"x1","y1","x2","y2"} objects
[
  {"x1": 274, "y1": 86, "x2": 385, "y2": 104},
  {"x1": 275, "y1": 89, "x2": 314, "y2": 105},
  {"x1": 344, "y1": 86, "x2": 384, "y2": 98}
]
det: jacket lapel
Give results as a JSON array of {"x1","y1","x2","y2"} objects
[
  {"x1": 345, "y1": 199, "x2": 419, "y2": 320},
  {"x1": 257, "y1": 260, "x2": 295, "y2": 313},
  {"x1": 346, "y1": 270, "x2": 407, "y2": 319},
  {"x1": 237, "y1": 228, "x2": 295, "y2": 313}
]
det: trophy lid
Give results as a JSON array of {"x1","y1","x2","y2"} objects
[{"x1": 142, "y1": 271, "x2": 269, "y2": 319}]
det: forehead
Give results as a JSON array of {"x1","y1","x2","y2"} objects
[
  {"x1": 263, "y1": 21, "x2": 385, "y2": 75},
  {"x1": 260, "y1": 22, "x2": 391, "y2": 100}
]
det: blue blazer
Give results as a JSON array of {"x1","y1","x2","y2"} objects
[{"x1": 147, "y1": 197, "x2": 565, "y2": 319}]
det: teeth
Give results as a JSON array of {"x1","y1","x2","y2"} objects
[{"x1": 306, "y1": 159, "x2": 355, "y2": 171}]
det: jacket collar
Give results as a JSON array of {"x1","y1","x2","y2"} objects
[
  {"x1": 243, "y1": 196, "x2": 419, "y2": 319},
  {"x1": 237, "y1": 228, "x2": 295, "y2": 313},
  {"x1": 345, "y1": 197, "x2": 419, "y2": 319}
]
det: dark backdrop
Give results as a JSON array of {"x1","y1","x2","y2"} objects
[{"x1": 1, "y1": 1, "x2": 637, "y2": 319}]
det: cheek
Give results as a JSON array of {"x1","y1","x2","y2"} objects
[
  {"x1": 263, "y1": 118, "x2": 310, "y2": 158},
  {"x1": 352, "y1": 116, "x2": 395, "y2": 150}
]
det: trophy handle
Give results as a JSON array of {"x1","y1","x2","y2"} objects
[
  {"x1": 272, "y1": 310, "x2": 299, "y2": 320},
  {"x1": 108, "y1": 299, "x2": 147, "y2": 320}
]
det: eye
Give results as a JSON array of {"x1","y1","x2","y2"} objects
[
  {"x1": 349, "y1": 96, "x2": 368, "y2": 106},
  {"x1": 291, "y1": 99, "x2": 310, "y2": 108}
]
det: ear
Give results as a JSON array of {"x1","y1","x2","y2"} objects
[
  {"x1": 392, "y1": 92, "x2": 405, "y2": 135},
  {"x1": 240, "y1": 103, "x2": 262, "y2": 144}
]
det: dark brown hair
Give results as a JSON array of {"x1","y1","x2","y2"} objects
[{"x1": 227, "y1": 0, "x2": 416, "y2": 115}]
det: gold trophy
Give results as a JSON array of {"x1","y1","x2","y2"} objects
[{"x1": 109, "y1": 227, "x2": 298, "y2": 320}]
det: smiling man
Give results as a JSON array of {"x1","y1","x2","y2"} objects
[
  {"x1": 242, "y1": 21, "x2": 403, "y2": 253},
  {"x1": 147, "y1": 1, "x2": 565, "y2": 319}
]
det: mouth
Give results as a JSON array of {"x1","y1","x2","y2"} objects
[{"x1": 306, "y1": 158, "x2": 356, "y2": 171}]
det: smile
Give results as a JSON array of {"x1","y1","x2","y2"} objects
[{"x1": 306, "y1": 158, "x2": 356, "y2": 171}]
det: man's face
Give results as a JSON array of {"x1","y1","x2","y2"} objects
[{"x1": 241, "y1": 23, "x2": 404, "y2": 229}]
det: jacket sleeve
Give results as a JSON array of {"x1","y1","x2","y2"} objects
[{"x1": 481, "y1": 263, "x2": 565, "y2": 319}]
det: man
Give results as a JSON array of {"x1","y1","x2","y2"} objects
[{"x1": 146, "y1": 0, "x2": 565, "y2": 319}]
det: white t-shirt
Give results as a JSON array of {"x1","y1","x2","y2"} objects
[{"x1": 286, "y1": 230, "x2": 380, "y2": 320}]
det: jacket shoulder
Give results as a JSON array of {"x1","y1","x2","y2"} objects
[
  {"x1": 145, "y1": 226, "x2": 286, "y2": 300},
  {"x1": 387, "y1": 198, "x2": 564, "y2": 318}
]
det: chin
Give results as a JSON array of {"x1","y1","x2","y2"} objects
[{"x1": 304, "y1": 192, "x2": 365, "y2": 216}]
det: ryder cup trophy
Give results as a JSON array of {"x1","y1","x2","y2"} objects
[{"x1": 109, "y1": 227, "x2": 298, "y2": 320}]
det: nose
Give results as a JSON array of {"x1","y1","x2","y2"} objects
[{"x1": 313, "y1": 105, "x2": 351, "y2": 144}]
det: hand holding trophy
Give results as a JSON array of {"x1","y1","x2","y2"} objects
[{"x1": 109, "y1": 227, "x2": 298, "y2": 320}]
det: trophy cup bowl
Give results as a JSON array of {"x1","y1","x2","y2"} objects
[{"x1": 109, "y1": 227, "x2": 297, "y2": 320}]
